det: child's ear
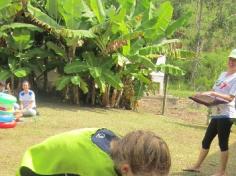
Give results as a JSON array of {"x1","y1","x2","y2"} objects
[{"x1": 120, "y1": 163, "x2": 131, "y2": 175}]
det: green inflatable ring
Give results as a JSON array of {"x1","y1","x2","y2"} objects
[
  {"x1": 0, "y1": 110, "x2": 14, "y2": 115},
  {"x1": 0, "y1": 93, "x2": 16, "y2": 105}
]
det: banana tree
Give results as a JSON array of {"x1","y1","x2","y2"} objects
[
  {"x1": 0, "y1": 22, "x2": 54, "y2": 92},
  {"x1": 64, "y1": 0, "x2": 193, "y2": 108},
  {"x1": 21, "y1": 0, "x2": 97, "y2": 103},
  {"x1": 60, "y1": 51, "x2": 123, "y2": 106},
  {"x1": 0, "y1": 0, "x2": 194, "y2": 108}
]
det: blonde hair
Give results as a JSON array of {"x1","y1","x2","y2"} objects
[{"x1": 111, "y1": 130, "x2": 171, "y2": 176}]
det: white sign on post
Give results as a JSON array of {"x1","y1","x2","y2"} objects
[{"x1": 150, "y1": 55, "x2": 166, "y2": 95}]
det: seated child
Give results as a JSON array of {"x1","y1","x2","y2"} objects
[{"x1": 18, "y1": 81, "x2": 37, "y2": 117}]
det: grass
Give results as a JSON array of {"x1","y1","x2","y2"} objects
[
  {"x1": 1, "y1": 101, "x2": 236, "y2": 176},
  {"x1": 168, "y1": 88, "x2": 194, "y2": 98}
]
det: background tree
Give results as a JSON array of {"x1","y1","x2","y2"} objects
[
  {"x1": 169, "y1": 0, "x2": 236, "y2": 91},
  {"x1": 0, "y1": 0, "x2": 193, "y2": 109}
]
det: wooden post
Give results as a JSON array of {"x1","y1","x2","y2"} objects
[
  {"x1": 161, "y1": 74, "x2": 169, "y2": 115},
  {"x1": 43, "y1": 58, "x2": 48, "y2": 93}
]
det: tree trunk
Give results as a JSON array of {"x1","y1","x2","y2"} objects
[
  {"x1": 10, "y1": 76, "x2": 14, "y2": 95},
  {"x1": 190, "y1": 0, "x2": 203, "y2": 89},
  {"x1": 73, "y1": 86, "x2": 80, "y2": 105},
  {"x1": 110, "y1": 89, "x2": 117, "y2": 108},
  {"x1": 67, "y1": 46, "x2": 80, "y2": 104},
  {"x1": 107, "y1": 86, "x2": 110, "y2": 106},
  {"x1": 63, "y1": 86, "x2": 70, "y2": 102},
  {"x1": 43, "y1": 58, "x2": 48, "y2": 93},
  {"x1": 91, "y1": 80, "x2": 96, "y2": 106},
  {"x1": 67, "y1": 46, "x2": 76, "y2": 63},
  {"x1": 115, "y1": 90, "x2": 123, "y2": 108},
  {"x1": 161, "y1": 74, "x2": 169, "y2": 115},
  {"x1": 21, "y1": 0, "x2": 28, "y2": 9},
  {"x1": 102, "y1": 86, "x2": 110, "y2": 107},
  {"x1": 0, "y1": 37, "x2": 6, "y2": 47}
]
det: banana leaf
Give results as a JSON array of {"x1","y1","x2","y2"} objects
[
  {"x1": 0, "y1": 68, "x2": 11, "y2": 80},
  {"x1": 14, "y1": 67, "x2": 31, "y2": 77},
  {"x1": 102, "y1": 70, "x2": 123, "y2": 89},
  {"x1": 71, "y1": 75, "x2": 88, "y2": 93},
  {"x1": 28, "y1": 3, "x2": 61, "y2": 29},
  {"x1": 46, "y1": 41, "x2": 66, "y2": 58},
  {"x1": 89, "y1": 0, "x2": 106, "y2": 23},
  {"x1": 56, "y1": 76, "x2": 71, "y2": 90},
  {"x1": 0, "y1": 23, "x2": 43, "y2": 32},
  {"x1": 64, "y1": 61, "x2": 88, "y2": 74}
]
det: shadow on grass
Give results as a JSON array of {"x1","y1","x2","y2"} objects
[
  {"x1": 37, "y1": 97, "x2": 124, "y2": 114},
  {"x1": 171, "y1": 171, "x2": 203, "y2": 176},
  {"x1": 166, "y1": 120, "x2": 207, "y2": 131},
  {"x1": 171, "y1": 141, "x2": 236, "y2": 176}
]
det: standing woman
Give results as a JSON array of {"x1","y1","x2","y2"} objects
[{"x1": 184, "y1": 49, "x2": 236, "y2": 176}]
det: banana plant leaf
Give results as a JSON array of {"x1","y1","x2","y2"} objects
[
  {"x1": 28, "y1": 3, "x2": 61, "y2": 29},
  {"x1": 71, "y1": 75, "x2": 88, "y2": 93},
  {"x1": 0, "y1": 0, "x2": 12, "y2": 11},
  {"x1": 0, "y1": 1, "x2": 21, "y2": 21},
  {"x1": 56, "y1": 76, "x2": 71, "y2": 90},
  {"x1": 46, "y1": 0, "x2": 95, "y2": 29},
  {"x1": 94, "y1": 77, "x2": 106, "y2": 93},
  {"x1": 14, "y1": 67, "x2": 31, "y2": 77},
  {"x1": 133, "y1": 80, "x2": 145, "y2": 101},
  {"x1": 25, "y1": 48, "x2": 55, "y2": 59},
  {"x1": 0, "y1": 23, "x2": 43, "y2": 32},
  {"x1": 129, "y1": 54, "x2": 156, "y2": 69},
  {"x1": 102, "y1": 70, "x2": 123, "y2": 89},
  {"x1": 6, "y1": 29, "x2": 33, "y2": 52},
  {"x1": 89, "y1": 0, "x2": 106, "y2": 23},
  {"x1": 138, "y1": 39, "x2": 181, "y2": 56},
  {"x1": 138, "y1": 1, "x2": 173, "y2": 40},
  {"x1": 157, "y1": 64, "x2": 185, "y2": 76},
  {"x1": 46, "y1": 41, "x2": 66, "y2": 58},
  {"x1": 24, "y1": 61, "x2": 46, "y2": 74},
  {"x1": 131, "y1": 73, "x2": 151, "y2": 84},
  {"x1": 64, "y1": 61, "x2": 88, "y2": 74},
  {"x1": 8, "y1": 57, "x2": 18, "y2": 71},
  {"x1": 166, "y1": 12, "x2": 192, "y2": 37},
  {"x1": 58, "y1": 29, "x2": 95, "y2": 39},
  {"x1": 89, "y1": 67, "x2": 102, "y2": 78},
  {"x1": 0, "y1": 68, "x2": 11, "y2": 80}
]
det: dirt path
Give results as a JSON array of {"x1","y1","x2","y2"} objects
[{"x1": 139, "y1": 95, "x2": 208, "y2": 123}]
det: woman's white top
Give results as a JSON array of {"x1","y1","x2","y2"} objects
[{"x1": 211, "y1": 72, "x2": 236, "y2": 118}]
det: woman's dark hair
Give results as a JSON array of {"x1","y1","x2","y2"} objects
[{"x1": 22, "y1": 80, "x2": 29, "y2": 85}]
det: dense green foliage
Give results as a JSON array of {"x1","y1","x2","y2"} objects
[
  {"x1": 0, "y1": 0, "x2": 191, "y2": 108},
  {"x1": 169, "y1": 50, "x2": 229, "y2": 91},
  {"x1": 169, "y1": 0, "x2": 236, "y2": 90},
  {"x1": 171, "y1": 0, "x2": 236, "y2": 51},
  {"x1": 1, "y1": 0, "x2": 234, "y2": 98}
]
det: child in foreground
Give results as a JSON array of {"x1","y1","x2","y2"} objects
[{"x1": 17, "y1": 128, "x2": 171, "y2": 176}]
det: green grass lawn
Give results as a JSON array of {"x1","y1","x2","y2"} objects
[
  {"x1": 1, "y1": 101, "x2": 236, "y2": 176},
  {"x1": 168, "y1": 89, "x2": 195, "y2": 98}
]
